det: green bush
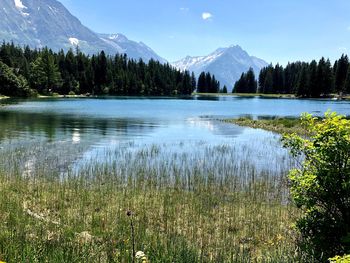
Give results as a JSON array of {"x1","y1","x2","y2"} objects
[
  {"x1": 329, "y1": 255, "x2": 350, "y2": 263},
  {"x1": 0, "y1": 61, "x2": 34, "y2": 97},
  {"x1": 283, "y1": 112, "x2": 350, "y2": 261}
]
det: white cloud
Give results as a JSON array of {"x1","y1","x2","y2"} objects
[
  {"x1": 339, "y1": 47, "x2": 348, "y2": 52},
  {"x1": 202, "y1": 12, "x2": 213, "y2": 20},
  {"x1": 180, "y1": 7, "x2": 189, "y2": 12}
]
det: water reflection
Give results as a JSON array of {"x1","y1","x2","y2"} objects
[
  {"x1": 0, "y1": 111, "x2": 159, "y2": 142},
  {"x1": 1, "y1": 96, "x2": 349, "y2": 177}
]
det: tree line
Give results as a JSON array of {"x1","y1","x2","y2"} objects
[
  {"x1": 234, "y1": 55, "x2": 350, "y2": 97},
  {"x1": 0, "y1": 42, "x2": 221, "y2": 97},
  {"x1": 197, "y1": 72, "x2": 221, "y2": 93}
]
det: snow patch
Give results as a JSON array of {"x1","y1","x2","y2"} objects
[
  {"x1": 108, "y1": 34, "x2": 128, "y2": 42},
  {"x1": 69, "y1": 37, "x2": 79, "y2": 46},
  {"x1": 109, "y1": 34, "x2": 118, "y2": 40},
  {"x1": 14, "y1": 0, "x2": 27, "y2": 10}
]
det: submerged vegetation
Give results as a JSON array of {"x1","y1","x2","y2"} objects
[
  {"x1": 225, "y1": 117, "x2": 308, "y2": 135},
  {"x1": 0, "y1": 138, "x2": 303, "y2": 262},
  {"x1": 0, "y1": 108, "x2": 349, "y2": 262}
]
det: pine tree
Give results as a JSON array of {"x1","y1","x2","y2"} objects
[
  {"x1": 335, "y1": 55, "x2": 349, "y2": 94},
  {"x1": 197, "y1": 72, "x2": 206, "y2": 93},
  {"x1": 309, "y1": 60, "x2": 319, "y2": 97},
  {"x1": 30, "y1": 49, "x2": 62, "y2": 94}
]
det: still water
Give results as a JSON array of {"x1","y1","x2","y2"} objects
[{"x1": 0, "y1": 96, "x2": 349, "y2": 175}]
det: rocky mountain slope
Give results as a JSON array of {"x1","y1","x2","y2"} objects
[
  {"x1": 0, "y1": 0, "x2": 166, "y2": 62},
  {"x1": 172, "y1": 45, "x2": 268, "y2": 88}
]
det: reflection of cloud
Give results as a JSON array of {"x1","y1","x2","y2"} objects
[
  {"x1": 202, "y1": 12, "x2": 213, "y2": 20},
  {"x1": 187, "y1": 118, "x2": 215, "y2": 131},
  {"x1": 72, "y1": 129, "x2": 80, "y2": 143}
]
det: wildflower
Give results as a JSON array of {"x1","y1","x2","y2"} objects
[{"x1": 135, "y1": 251, "x2": 145, "y2": 259}]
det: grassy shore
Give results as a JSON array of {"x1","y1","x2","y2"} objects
[
  {"x1": 226, "y1": 117, "x2": 308, "y2": 135},
  {"x1": 194, "y1": 92, "x2": 350, "y2": 100},
  {"x1": 0, "y1": 140, "x2": 307, "y2": 262},
  {"x1": 194, "y1": 92, "x2": 296, "y2": 98}
]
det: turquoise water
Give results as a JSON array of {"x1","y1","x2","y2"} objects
[{"x1": 0, "y1": 96, "x2": 349, "y2": 175}]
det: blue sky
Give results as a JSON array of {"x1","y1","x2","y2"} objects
[{"x1": 60, "y1": 0, "x2": 350, "y2": 65}]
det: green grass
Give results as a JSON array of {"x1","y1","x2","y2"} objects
[
  {"x1": 0, "y1": 140, "x2": 310, "y2": 262},
  {"x1": 193, "y1": 92, "x2": 296, "y2": 98},
  {"x1": 225, "y1": 117, "x2": 308, "y2": 135}
]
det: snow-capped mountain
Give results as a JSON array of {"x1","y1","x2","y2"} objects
[
  {"x1": 0, "y1": 0, "x2": 166, "y2": 62},
  {"x1": 172, "y1": 45, "x2": 268, "y2": 88},
  {"x1": 98, "y1": 33, "x2": 166, "y2": 63}
]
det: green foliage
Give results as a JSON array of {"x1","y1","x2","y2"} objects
[
  {"x1": 0, "y1": 61, "x2": 34, "y2": 97},
  {"x1": 329, "y1": 255, "x2": 350, "y2": 263},
  {"x1": 283, "y1": 112, "x2": 350, "y2": 260},
  {"x1": 29, "y1": 49, "x2": 62, "y2": 94},
  {"x1": 258, "y1": 55, "x2": 345, "y2": 97},
  {"x1": 227, "y1": 117, "x2": 308, "y2": 135},
  {"x1": 233, "y1": 67, "x2": 257, "y2": 93},
  {"x1": 197, "y1": 71, "x2": 220, "y2": 93},
  {"x1": 0, "y1": 42, "x2": 197, "y2": 97},
  {"x1": 222, "y1": 85, "x2": 228, "y2": 93}
]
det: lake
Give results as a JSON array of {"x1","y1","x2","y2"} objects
[{"x1": 0, "y1": 96, "x2": 349, "y2": 177}]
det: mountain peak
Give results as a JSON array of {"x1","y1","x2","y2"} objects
[
  {"x1": 0, "y1": 0, "x2": 166, "y2": 62},
  {"x1": 172, "y1": 45, "x2": 268, "y2": 88}
]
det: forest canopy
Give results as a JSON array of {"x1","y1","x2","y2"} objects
[
  {"x1": 0, "y1": 42, "x2": 221, "y2": 97},
  {"x1": 234, "y1": 55, "x2": 350, "y2": 97}
]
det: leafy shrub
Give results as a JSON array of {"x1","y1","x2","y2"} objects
[
  {"x1": 329, "y1": 255, "x2": 350, "y2": 263},
  {"x1": 0, "y1": 61, "x2": 34, "y2": 97},
  {"x1": 283, "y1": 112, "x2": 350, "y2": 261}
]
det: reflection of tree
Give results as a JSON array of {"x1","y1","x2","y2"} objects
[{"x1": 0, "y1": 111, "x2": 157, "y2": 142}]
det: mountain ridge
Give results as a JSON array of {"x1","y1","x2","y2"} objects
[
  {"x1": 0, "y1": 0, "x2": 166, "y2": 62},
  {"x1": 172, "y1": 45, "x2": 268, "y2": 89}
]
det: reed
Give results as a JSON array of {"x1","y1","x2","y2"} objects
[{"x1": 0, "y1": 139, "x2": 308, "y2": 262}]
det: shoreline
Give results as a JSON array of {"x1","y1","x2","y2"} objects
[
  {"x1": 194, "y1": 92, "x2": 350, "y2": 100},
  {"x1": 225, "y1": 117, "x2": 308, "y2": 135},
  {"x1": 1, "y1": 93, "x2": 349, "y2": 101},
  {"x1": 194, "y1": 92, "x2": 296, "y2": 98}
]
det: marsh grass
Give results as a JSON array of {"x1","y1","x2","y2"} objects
[
  {"x1": 225, "y1": 117, "x2": 308, "y2": 136},
  {"x1": 0, "y1": 139, "x2": 308, "y2": 262}
]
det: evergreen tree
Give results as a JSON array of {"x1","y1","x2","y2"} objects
[
  {"x1": 344, "y1": 67, "x2": 350, "y2": 94},
  {"x1": 334, "y1": 55, "x2": 349, "y2": 94},
  {"x1": 29, "y1": 49, "x2": 62, "y2": 94},
  {"x1": 234, "y1": 68, "x2": 257, "y2": 93},
  {"x1": 296, "y1": 65, "x2": 309, "y2": 97},
  {"x1": 308, "y1": 60, "x2": 319, "y2": 97}
]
